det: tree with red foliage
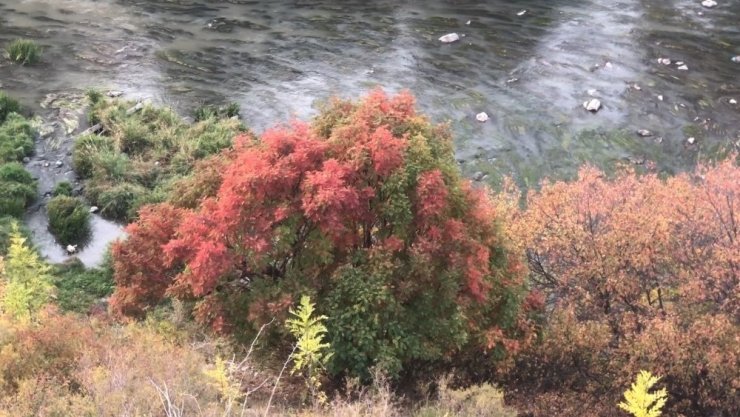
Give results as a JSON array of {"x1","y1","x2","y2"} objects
[{"x1": 111, "y1": 90, "x2": 535, "y2": 379}]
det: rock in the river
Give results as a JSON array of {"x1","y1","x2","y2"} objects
[
  {"x1": 632, "y1": 84, "x2": 641, "y2": 91},
  {"x1": 517, "y1": 10, "x2": 527, "y2": 16},
  {"x1": 55, "y1": 160, "x2": 63, "y2": 167},
  {"x1": 43, "y1": 162, "x2": 50, "y2": 168},
  {"x1": 658, "y1": 95, "x2": 664, "y2": 101},
  {"x1": 587, "y1": 89, "x2": 598, "y2": 96},
  {"x1": 38, "y1": 124, "x2": 55, "y2": 139},
  {"x1": 637, "y1": 129, "x2": 653, "y2": 137},
  {"x1": 22, "y1": 157, "x2": 30, "y2": 163},
  {"x1": 476, "y1": 112, "x2": 490, "y2": 122},
  {"x1": 439, "y1": 33, "x2": 460, "y2": 43},
  {"x1": 687, "y1": 137, "x2": 696, "y2": 145},
  {"x1": 466, "y1": 20, "x2": 471, "y2": 25},
  {"x1": 107, "y1": 90, "x2": 123, "y2": 98},
  {"x1": 126, "y1": 102, "x2": 144, "y2": 115},
  {"x1": 730, "y1": 98, "x2": 737, "y2": 104},
  {"x1": 90, "y1": 206, "x2": 99, "y2": 213},
  {"x1": 473, "y1": 171, "x2": 486, "y2": 181},
  {"x1": 701, "y1": 0, "x2": 717, "y2": 8},
  {"x1": 732, "y1": 56, "x2": 740, "y2": 63},
  {"x1": 66, "y1": 244, "x2": 77, "y2": 254},
  {"x1": 677, "y1": 64, "x2": 689, "y2": 70},
  {"x1": 658, "y1": 58, "x2": 671, "y2": 65},
  {"x1": 583, "y1": 98, "x2": 602, "y2": 112}
]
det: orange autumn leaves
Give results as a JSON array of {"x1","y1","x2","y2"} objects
[{"x1": 498, "y1": 158, "x2": 739, "y2": 416}]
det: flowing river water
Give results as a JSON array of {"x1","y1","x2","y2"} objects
[{"x1": 0, "y1": 0, "x2": 738, "y2": 265}]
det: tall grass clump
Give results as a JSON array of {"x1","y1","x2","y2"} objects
[
  {"x1": 47, "y1": 195, "x2": 91, "y2": 245},
  {"x1": 0, "y1": 91, "x2": 22, "y2": 124},
  {"x1": 0, "y1": 113, "x2": 34, "y2": 162},
  {"x1": 5, "y1": 39, "x2": 42, "y2": 65},
  {"x1": 0, "y1": 163, "x2": 36, "y2": 218},
  {"x1": 73, "y1": 99, "x2": 247, "y2": 221}
]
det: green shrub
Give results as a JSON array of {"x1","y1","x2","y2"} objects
[
  {"x1": 0, "y1": 113, "x2": 34, "y2": 162},
  {"x1": 52, "y1": 181, "x2": 74, "y2": 197},
  {"x1": 0, "y1": 162, "x2": 33, "y2": 184},
  {"x1": 0, "y1": 91, "x2": 22, "y2": 124},
  {"x1": 0, "y1": 179, "x2": 36, "y2": 218},
  {"x1": 5, "y1": 39, "x2": 42, "y2": 65},
  {"x1": 72, "y1": 134, "x2": 114, "y2": 178},
  {"x1": 52, "y1": 258, "x2": 114, "y2": 313},
  {"x1": 47, "y1": 196, "x2": 90, "y2": 245},
  {"x1": 97, "y1": 182, "x2": 148, "y2": 221}
]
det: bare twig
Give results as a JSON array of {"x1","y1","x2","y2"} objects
[{"x1": 263, "y1": 344, "x2": 297, "y2": 417}]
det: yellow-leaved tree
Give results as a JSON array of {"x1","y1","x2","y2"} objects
[
  {"x1": 619, "y1": 370, "x2": 668, "y2": 417},
  {"x1": 0, "y1": 224, "x2": 54, "y2": 321},
  {"x1": 286, "y1": 295, "x2": 332, "y2": 405}
]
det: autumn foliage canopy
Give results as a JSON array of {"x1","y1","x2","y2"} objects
[
  {"x1": 111, "y1": 90, "x2": 535, "y2": 378},
  {"x1": 498, "y1": 159, "x2": 739, "y2": 416}
]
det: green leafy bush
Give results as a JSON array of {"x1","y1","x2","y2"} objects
[
  {"x1": 5, "y1": 39, "x2": 42, "y2": 65},
  {"x1": 52, "y1": 181, "x2": 74, "y2": 197},
  {"x1": 0, "y1": 91, "x2": 22, "y2": 124},
  {"x1": 47, "y1": 196, "x2": 90, "y2": 245},
  {"x1": 0, "y1": 113, "x2": 34, "y2": 162}
]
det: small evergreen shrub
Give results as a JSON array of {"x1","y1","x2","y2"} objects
[
  {"x1": 0, "y1": 113, "x2": 34, "y2": 162},
  {"x1": 0, "y1": 91, "x2": 22, "y2": 124},
  {"x1": 5, "y1": 39, "x2": 42, "y2": 65},
  {"x1": 52, "y1": 181, "x2": 74, "y2": 197},
  {"x1": 47, "y1": 196, "x2": 90, "y2": 245}
]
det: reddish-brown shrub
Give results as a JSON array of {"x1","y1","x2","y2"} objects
[{"x1": 500, "y1": 158, "x2": 739, "y2": 416}]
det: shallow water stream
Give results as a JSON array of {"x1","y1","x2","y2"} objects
[{"x1": 0, "y1": 0, "x2": 738, "y2": 265}]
